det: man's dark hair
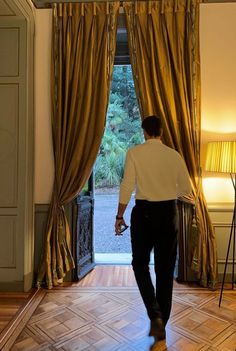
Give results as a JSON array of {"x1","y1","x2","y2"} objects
[{"x1": 141, "y1": 115, "x2": 163, "y2": 137}]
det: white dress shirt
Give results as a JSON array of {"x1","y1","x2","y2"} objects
[{"x1": 119, "y1": 139, "x2": 192, "y2": 204}]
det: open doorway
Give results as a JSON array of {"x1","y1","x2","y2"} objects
[
  {"x1": 94, "y1": 64, "x2": 143, "y2": 264},
  {"x1": 72, "y1": 26, "x2": 141, "y2": 279}
]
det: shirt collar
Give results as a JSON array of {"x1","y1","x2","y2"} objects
[{"x1": 145, "y1": 139, "x2": 162, "y2": 144}]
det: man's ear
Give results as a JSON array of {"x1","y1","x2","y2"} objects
[{"x1": 143, "y1": 129, "x2": 148, "y2": 140}]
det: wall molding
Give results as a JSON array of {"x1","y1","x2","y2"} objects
[
  {"x1": 208, "y1": 202, "x2": 234, "y2": 212},
  {"x1": 207, "y1": 202, "x2": 234, "y2": 282},
  {"x1": 0, "y1": 0, "x2": 35, "y2": 291}
]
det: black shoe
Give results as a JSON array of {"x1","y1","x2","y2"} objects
[{"x1": 149, "y1": 317, "x2": 166, "y2": 340}]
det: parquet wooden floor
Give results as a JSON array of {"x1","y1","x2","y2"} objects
[
  {"x1": 0, "y1": 292, "x2": 32, "y2": 334},
  {"x1": 2, "y1": 266, "x2": 236, "y2": 351}
]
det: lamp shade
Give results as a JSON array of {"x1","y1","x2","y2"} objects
[{"x1": 205, "y1": 141, "x2": 236, "y2": 173}]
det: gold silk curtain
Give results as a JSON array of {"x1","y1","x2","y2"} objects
[
  {"x1": 37, "y1": 2, "x2": 119, "y2": 288},
  {"x1": 124, "y1": 0, "x2": 217, "y2": 288}
]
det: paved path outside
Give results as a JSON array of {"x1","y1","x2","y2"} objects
[{"x1": 94, "y1": 193, "x2": 135, "y2": 253}]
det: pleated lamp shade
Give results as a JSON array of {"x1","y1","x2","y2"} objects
[{"x1": 205, "y1": 141, "x2": 236, "y2": 174}]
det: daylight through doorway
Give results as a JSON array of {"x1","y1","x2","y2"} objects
[{"x1": 94, "y1": 65, "x2": 143, "y2": 264}]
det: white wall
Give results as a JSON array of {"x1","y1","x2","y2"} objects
[
  {"x1": 201, "y1": 4, "x2": 236, "y2": 136},
  {"x1": 34, "y1": 9, "x2": 54, "y2": 203},
  {"x1": 200, "y1": 3, "x2": 236, "y2": 204},
  {"x1": 34, "y1": 4, "x2": 236, "y2": 204}
]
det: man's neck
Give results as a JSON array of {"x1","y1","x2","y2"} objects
[{"x1": 145, "y1": 136, "x2": 161, "y2": 140}]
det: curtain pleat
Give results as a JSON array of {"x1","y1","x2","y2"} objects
[
  {"x1": 37, "y1": 2, "x2": 119, "y2": 289},
  {"x1": 124, "y1": 0, "x2": 218, "y2": 288}
]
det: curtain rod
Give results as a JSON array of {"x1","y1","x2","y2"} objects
[{"x1": 32, "y1": 0, "x2": 236, "y2": 10}]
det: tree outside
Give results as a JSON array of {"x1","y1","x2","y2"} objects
[
  {"x1": 94, "y1": 65, "x2": 143, "y2": 189},
  {"x1": 94, "y1": 65, "x2": 143, "y2": 256}
]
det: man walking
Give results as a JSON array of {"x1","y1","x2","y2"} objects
[{"x1": 115, "y1": 115, "x2": 191, "y2": 340}]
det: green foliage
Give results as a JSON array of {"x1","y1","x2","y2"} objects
[
  {"x1": 95, "y1": 153, "x2": 125, "y2": 187},
  {"x1": 95, "y1": 65, "x2": 143, "y2": 188}
]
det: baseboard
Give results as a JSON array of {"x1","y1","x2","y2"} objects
[
  {"x1": 218, "y1": 272, "x2": 235, "y2": 283},
  {"x1": 0, "y1": 282, "x2": 24, "y2": 292}
]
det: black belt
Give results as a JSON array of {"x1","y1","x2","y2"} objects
[{"x1": 135, "y1": 199, "x2": 176, "y2": 205}]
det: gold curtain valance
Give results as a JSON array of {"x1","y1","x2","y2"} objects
[
  {"x1": 54, "y1": 1, "x2": 117, "y2": 16},
  {"x1": 32, "y1": 0, "x2": 236, "y2": 9}
]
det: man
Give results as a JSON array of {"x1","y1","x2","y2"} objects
[{"x1": 115, "y1": 115, "x2": 191, "y2": 340}]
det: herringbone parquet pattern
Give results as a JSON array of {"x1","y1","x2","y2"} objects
[{"x1": 10, "y1": 285, "x2": 236, "y2": 351}]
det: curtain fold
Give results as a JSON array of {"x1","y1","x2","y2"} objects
[
  {"x1": 37, "y1": 2, "x2": 119, "y2": 289},
  {"x1": 124, "y1": 0, "x2": 217, "y2": 288}
]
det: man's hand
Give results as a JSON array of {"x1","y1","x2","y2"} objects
[
  {"x1": 115, "y1": 218, "x2": 128, "y2": 235},
  {"x1": 115, "y1": 203, "x2": 128, "y2": 235}
]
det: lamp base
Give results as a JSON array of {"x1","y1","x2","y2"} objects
[{"x1": 219, "y1": 173, "x2": 236, "y2": 307}]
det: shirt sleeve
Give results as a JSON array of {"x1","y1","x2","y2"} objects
[
  {"x1": 176, "y1": 155, "x2": 192, "y2": 197},
  {"x1": 119, "y1": 149, "x2": 136, "y2": 204}
]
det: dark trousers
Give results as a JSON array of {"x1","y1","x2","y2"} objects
[{"x1": 130, "y1": 199, "x2": 178, "y2": 325}]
